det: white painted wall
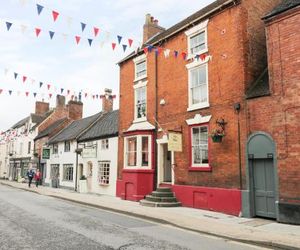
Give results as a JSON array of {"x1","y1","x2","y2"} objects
[
  {"x1": 45, "y1": 140, "x2": 77, "y2": 189},
  {"x1": 0, "y1": 143, "x2": 8, "y2": 178},
  {"x1": 78, "y1": 136, "x2": 118, "y2": 196}
]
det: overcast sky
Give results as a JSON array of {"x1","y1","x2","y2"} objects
[{"x1": 0, "y1": 0, "x2": 214, "y2": 131}]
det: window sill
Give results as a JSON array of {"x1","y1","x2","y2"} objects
[
  {"x1": 99, "y1": 183, "x2": 109, "y2": 186},
  {"x1": 134, "y1": 76, "x2": 147, "y2": 83},
  {"x1": 123, "y1": 168, "x2": 154, "y2": 173},
  {"x1": 187, "y1": 103, "x2": 209, "y2": 112},
  {"x1": 133, "y1": 117, "x2": 147, "y2": 123},
  {"x1": 188, "y1": 166, "x2": 212, "y2": 172}
]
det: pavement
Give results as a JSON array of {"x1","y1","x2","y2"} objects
[{"x1": 0, "y1": 180, "x2": 299, "y2": 250}]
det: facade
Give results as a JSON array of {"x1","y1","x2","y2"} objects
[
  {"x1": 34, "y1": 95, "x2": 83, "y2": 182},
  {"x1": 117, "y1": 0, "x2": 281, "y2": 217},
  {"x1": 46, "y1": 112, "x2": 102, "y2": 189},
  {"x1": 46, "y1": 88, "x2": 118, "y2": 193},
  {"x1": 243, "y1": 1, "x2": 300, "y2": 224},
  {"x1": 0, "y1": 143, "x2": 8, "y2": 178},
  {"x1": 78, "y1": 109, "x2": 119, "y2": 196}
]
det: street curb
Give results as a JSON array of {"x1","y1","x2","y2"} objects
[{"x1": 0, "y1": 182, "x2": 296, "y2": 250}]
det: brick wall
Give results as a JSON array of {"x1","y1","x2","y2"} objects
[
  {"x1": 247, "y1": 8, "x2": 300, "y2": 203},
  {"x1": 118, "y1": 0, "x2": 282, "y2": 190}
]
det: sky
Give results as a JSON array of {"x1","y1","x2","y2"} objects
[{"x1": 0, "y1": 0, "x2": 214, "y2": 132}]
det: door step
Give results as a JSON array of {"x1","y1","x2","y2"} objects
[{"x1": 140, "y1": 187, "x2": 181, "y2": 207}]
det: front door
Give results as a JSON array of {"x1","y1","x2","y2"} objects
[
  {"x1": 252, "y1": 158, "x2": 276, "y2": 218},
  {"x1": 163, "y1": 144, "x2": 172, "y2": 183}
]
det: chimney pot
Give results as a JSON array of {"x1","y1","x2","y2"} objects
[{"x1": 102, "y1": 88, "x2": 114, "y2": 113}]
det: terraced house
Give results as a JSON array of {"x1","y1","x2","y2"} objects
[{"x1": 116, "y1": 0, "x2": 300, "y2": 223}]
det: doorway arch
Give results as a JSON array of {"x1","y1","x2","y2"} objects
[{"x1": 244, "y1": 132, "x2": 278, "y2": 219}]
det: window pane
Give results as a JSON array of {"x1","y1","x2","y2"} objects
[
  {"x1": 192, "y1": 126, "x2": 208, "y2": 165},
  {"x1": 141, "y1": 137, "x2": 149, "y2": 166},
  {"x1": 136, "y1": 60, "x2": 146, "y2": 78},
  {"x1": 98, "y1": 161, "x2": 110, "y2": 185},
  {"x1": 136, "y1": 87, "x2": 146, "y2": 118},
  {"x1": 127, "y1": 138, "x2": 137, "y2": 166},
  {"x1": 190, "y1": 31, "x2": 206, "y2": 54},
  {"x1": 190, "y1": 65, "x2": 207, "y2": 105}
]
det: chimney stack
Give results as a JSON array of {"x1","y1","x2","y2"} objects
[
  {"x1": 67, "y1": 97, "x2": 83, "y2": 121},
  {"x1": 56, "y1": 95, "x2": 66, "y2": 109},
  {"x1": 143, "y1": 13, "x2": 165, "y2": 44},
  {"x1": 35, "y1": 100, "x2": 49, "y2": 116},
  {"x1": 101, "y1": 89, "x2": 114, "y2": 113}
]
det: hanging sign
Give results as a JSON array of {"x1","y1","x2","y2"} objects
[
  {"x1": 82, "y1": 146, "x2": 97, "y2": 158},
  {"x1": 168, "y1": 132, "x2": 182, "y2": 152},
  {"x1": 42, "y1": 148, "x2": 50, "y2": 159}
]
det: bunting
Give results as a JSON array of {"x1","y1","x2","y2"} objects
[
  {"x1": 75, "y1": 36, "x2": 81, "y2": 44},
  {"x1": 35, "y1": 28, "x2": 41, "y2": 37},
  {"x1": 36, "y1": 4, "x2": 44, "y2": 15},
  {"x1": 94, "y1": 27, "x2": 99, "y2": 37},
  {"x1": 52, "y1": 11, "x2": 59, "y2": 22},
  {"x1": 88, "y1": 38, "x2": 93, "y2": 47},
  {"x1": 81, "y1": 22, "x2": 86, "y2": 32},
  {"x1": 6, "y1": 22, "x2": 12, "y2": 31},
  {"x1": 49, "y1": 31, "x2": 55, "y2": 39}
]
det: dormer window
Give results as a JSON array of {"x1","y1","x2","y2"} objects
[
  {"x1": 185, "y1": 20, "x2": 208, "y2": 57},
  {"x1": 134, "y1": 54, "x2": 147, "y2": 81}
]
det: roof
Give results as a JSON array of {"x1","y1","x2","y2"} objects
[
  {"x1": 263, "y1": 0, "x2": 300, "y2": 20},
  {"x1": 118, "y1": 0, "x2": 237, "y2": 64},
  {"x1": 246, "y1": 68, "x2": 270, "y2": 99},
  {"x1": 12, "y1": 116, "x2": 29, "y2": 129},
  {"x1": 34, "y1": 117, "x2": 68, "y2": 141},
  {"x1": 78, "y1": 110, "x2": 119, "y2": 142},
  {"x1": 48, "y1": 112, "x2": 102, "y2": 144}
]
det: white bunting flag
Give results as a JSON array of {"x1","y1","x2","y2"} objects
[{"x1": 164, "y1": 49, "x2": 171, "y2": 58}]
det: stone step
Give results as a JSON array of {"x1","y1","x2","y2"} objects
[
  {"x1": 151, "y1": 191, "x2": 174, "y2": 197},
  {"x1": 156, "y1": 187, "x2": 172, "y2": 193},
  {"x1": 145, "y1": 195, "x2": 178, "y2": 203},
  {"x1": 140, "y1": 199, "x2": 181, "y2": 207}
]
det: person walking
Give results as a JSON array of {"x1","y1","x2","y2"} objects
[
  {"x1": 34, "y1": 169, "x2": 41, "y2": 188},
  {"x1": 27, "y1": 169, "x2": 35, "y2": 188}
]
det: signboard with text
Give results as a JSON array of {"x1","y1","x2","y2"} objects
[
  {"x1": 42, "y1": 148, "x2": 50, "y2": 159},
  {"x1": 82, "y1": 147, "x2": 97, "y2": 158},
  {"x1": 168, "y1": 132, "x2": 182, "y2": 152}
]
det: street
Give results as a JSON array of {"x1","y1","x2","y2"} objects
[{"x1": 0, "y1": 185, "x2": 267, "y2": 250}]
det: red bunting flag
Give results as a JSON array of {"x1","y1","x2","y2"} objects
[
  {"x1": 143, "y1": 47, "x2": 148, "y2": 54},
  {"x1": 47, "y1": 84, "x2": 51, "y2": 90},
  {"x1": 0, "y1": 89, "x2": 2, "y2": 94},
  {"x1": 49, "y1": 93, "x2": 52, "y2": 98},
  {"x1": 25, "y1": 92, "x2": 29, "y2": 97},
  {"x1": 35, "y1": 28, "x2": 41, "y2": 37},
  {"x1": 67, "y1": 90, "x2": 70, "y2": 95},
  {"x1": 75, "y1": 36, "x2": 81, "y2": 44},
  {"x1": 181, "y1": 52, "x2": 187, "y2": 60},
  {"x1": 85, "y1": 93, "x2": 88, "y2": 98},
  {"x1": 112, "y1": 43, "x2": 116, "y2": 50},
  {"x1": 128, "y1": 39, "x2": 133, "y2": 47},
  {"x1": 94, "y1": 27, "x2": 99, "y2": 37},
  {"x1": 71, "y1": 95, "x2": 74, "y2": 100},
  {"x1": 52, "y1": 11, "x2": 59, "y2": 22},
  {"x1": 92, "y1": 95, "x2": 95, "y2": 99},
  {"x1": 200, "y1": 54, "x2": 207, "y2": 61},
  {"x1": 23, "y1": 76, "x2": 27, "y2": 83}
]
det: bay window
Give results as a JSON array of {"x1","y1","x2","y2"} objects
[{"x1": 125, "y1": 135, "x2": 151, "y2": 169}]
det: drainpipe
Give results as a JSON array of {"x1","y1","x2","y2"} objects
[
  {"x1": 154, "y1": 50, "x2": 158, "y2": 190},
  {"x1": 75, "y1": 142, "x2": 79, "y2": 192},
  {"x1": 234, "y1": 103, "x2": 243, "y2": 190}
]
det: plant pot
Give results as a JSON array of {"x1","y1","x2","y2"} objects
[{"x1": 212, "y1": 135, "x2": 223, "y2": 143}]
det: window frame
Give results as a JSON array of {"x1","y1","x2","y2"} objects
[
  {"x1": 133, "y1": 54, "x2": 147, "y2": 82},
  {"x1": 186, "y1": 60, "x2": 209, "y2": 111},
  {"x1": 189, "y1": 123, "x2": 211, "y2": 171},
  {"x1": 133, "y1": 81, "x2": 147, "y2": 122},
  {"x1": 53, "y1": 144, "x2": 58, "y2": 154},
  {"x1": 101, "y1": 139, "x2": 109, "y2": 150},
  {"x1": 64, "y1": 141, "x2": 70, "y2": 152},
  {"x1": 124, "y1": 134, "x2": 152, "y2": 169},
  {"x1": 185, "y1": 20, "x2": 208, "y2": 58},
  {"x1": 98, "y1": 161, "x2": 110, "y2": 185},
  {"x1": 63, "y1": 164, "x2": 73, "y2": 182}
]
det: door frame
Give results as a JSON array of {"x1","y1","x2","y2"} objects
[
  {"x1": 242, "y1": 131, "x2": 279, "y2": 220},
  {"x1": 156, "y1": 135, "x2": 174, "y2": 187}
]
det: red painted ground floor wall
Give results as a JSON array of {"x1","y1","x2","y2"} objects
[
  {"x1": 116, "y1": 170, "x2": 155, "y2": 201},
  {"x1": 172, "y1": 185, "x2": 241, "y2": 216}
]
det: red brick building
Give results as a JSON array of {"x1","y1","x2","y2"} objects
[
  {"x1": 244, "y1": 1, "x2": 300, "y2": 224},
  {"x1": 117, "y1": 0, "x2": 282, "y2": 217}
]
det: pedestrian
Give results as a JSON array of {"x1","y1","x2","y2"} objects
[
  {"x1": 27, "y1": 168, "x2": 35, "y2": 188},
  {"x1": 34, "y1": 169, "x2": 41, "y2": 188}
]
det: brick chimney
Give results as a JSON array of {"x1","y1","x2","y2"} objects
[
  {"x1": 143, "y1": 13, "x2": 165, "y2": 44},
  {"x1": 56, "y1": 95, "x2": 66, "y2": 109},
  {"x1": 68, "y1": 97, "x2": 83, "y2": 121},
  {"x1": 35, "y1": 100, "x2": 49, "y2": 116},
  {"x1": 101, "y1": 89, "x2": 114, "y2": 113}
]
